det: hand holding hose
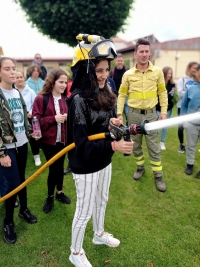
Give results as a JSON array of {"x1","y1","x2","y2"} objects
[{"x1": 112, "y1": 139, "x2": 133, "y2": 154}]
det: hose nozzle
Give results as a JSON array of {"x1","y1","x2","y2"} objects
[
  {"x1": 128, "y1": 120, "x2": 150, "y2": 135},
  {"x1": 109, "y1": 120, "x2": 150, "y2": 139}
]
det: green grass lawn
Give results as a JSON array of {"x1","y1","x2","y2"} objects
[{"x1": 1, "y1": 108, "x2": 200, "y2": 267}]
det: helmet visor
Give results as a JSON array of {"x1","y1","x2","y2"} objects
[{"x1": 88, "y1": 40, "x2": 117, "y2": 59}]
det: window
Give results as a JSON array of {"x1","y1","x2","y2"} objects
[{"x1": 59, "y1": 62, "x2": 67, "y2": 67}]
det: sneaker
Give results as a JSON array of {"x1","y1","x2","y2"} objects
[
  {"x1": 34, "y1": 155, "x2": 41, "y2": 166},
  {"x1": 18, "y1": 208, "x2": 37, "y2": 224},
  {"x1": 178, "y1": 145, "x2": 185, "y2": 153},
  {"x1": 160, "y1": 142, "x2": 166, "y2": 150},
  {"x1": 43, "y1": 196, "x2": 54, "y2": 213},
  {"x1": 92, "y1": 232, "x2": 120, "y2": 247},
  {"x1": 3, "y1": 222, "x2": 16, "y2": 244},
  {"x1": 196, "y1": 171, "x2": 200, "y2": 179},
  {"x1": 155, "y1": 176, "x2": 166, "y2": 192},
  {"x1": 56, "y1": 192, "x2": 71, "y2": 204},
  {"x1": 185, "y1": 164, "x2": 193, "y2": 175},
  {"x1": 133, "y1": 167, "x2": 145, "y2": 180},
  {"x1": 69, "y1": 251, "x2": 92, "y2": 267},
  {"x1": 64, "y1": 167, "x2": 72, "y2": 175}
]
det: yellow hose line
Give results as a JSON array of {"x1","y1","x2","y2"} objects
[{"x1": 0, "y1": 133, "x2": 106, "y2": 203}]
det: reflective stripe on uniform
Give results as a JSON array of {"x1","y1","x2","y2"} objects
[
  {"x1": 151, "y1": 166, "x2": 162, "y2": 171},
  {"x1": 150, "y1": 160, "x2": 161, "y2": 166},
  {"x1": 119, "y1": 86, "x2": 128, "y2": 95},
  {"x1": 136, "y1": 160, "x2": 145, "y2": 165},
  {"x1": 134, "y1": 155, "x2": 144, "y2": 160},
  {"x1": 129, "y1": 91, "x2": 157, "y2": 99},
  {"x1": 157, "y1": 83, "x2": 166, "y2": 93},
  {"x1": 134, "y1": 155, "x2": 144, "y2": 166}
]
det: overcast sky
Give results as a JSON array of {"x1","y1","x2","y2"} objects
[{"x1": 0, "y1": 0, "x2": 200, "y2": 58}]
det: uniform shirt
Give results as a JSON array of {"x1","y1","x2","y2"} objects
[{"x1": 117, "y1": 61, "x2": 167, "y2": 114}]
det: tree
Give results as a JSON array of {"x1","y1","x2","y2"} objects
[{"x1": 14, "y1": 0, "x2": 134, "y2": 47}]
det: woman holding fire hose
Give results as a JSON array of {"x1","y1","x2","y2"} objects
[{"x1": 67, "y1": 34, "x2": 134, "y2": 267}]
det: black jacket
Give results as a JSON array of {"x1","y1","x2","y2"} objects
[
  {"x1": 110, "y1": 66, "x2": 128, "y2": 93},
  {"x1": 67, "y1": 93, "x2": 115, "y2": 174},
  {"x1": 156, "y1": 82, "x2": 175, "y2": 112}
]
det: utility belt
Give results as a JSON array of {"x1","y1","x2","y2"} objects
[{"x1": 130, "y1": 107, "x2": 156, "y2": 115}]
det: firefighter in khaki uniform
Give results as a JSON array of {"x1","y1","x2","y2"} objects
[{"x1": 117, "y1": 38, "x2": 168, "y2": 192}]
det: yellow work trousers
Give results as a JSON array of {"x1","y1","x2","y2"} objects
[{"x1": 128, "y1": 107, "x2": 162, "y2": 177}]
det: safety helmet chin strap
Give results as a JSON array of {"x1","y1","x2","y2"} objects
[{"x1": 87, "y1": 63, "x2": 99, "y2": 97}]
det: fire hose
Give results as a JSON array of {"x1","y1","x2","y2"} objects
[{"x1": 1, "y1": 111, "x2": 200, "y2": 203}]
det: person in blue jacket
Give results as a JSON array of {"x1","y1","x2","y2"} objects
[
  {"x1": 26, "y1": 64, "x2": 44, "y2": 95},
  {"x1": 181, "y1": 64, "x2": 200, "y2": 177}
]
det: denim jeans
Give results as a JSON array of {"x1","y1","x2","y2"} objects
[
  {"x1": 157, "y1": 109, "x2": 172, "y2": 142},
  {"x1": 115, "y1": 97, "x2": 129, "y2": 126},
  {"x1": 1, "y1": 143, "x2": 28, "y2": 223},
  {"x1": 124, "y1": 97, "x2": 129, "y2": 126}
]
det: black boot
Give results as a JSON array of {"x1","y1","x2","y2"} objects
[
  {"x1": 185, "y1": 164, "x2": 193, "y2": 175},
  {"x1": 43, "y1": 196, "x2": 54, "y2": 213},
  {"x1": 196, "y1": 171, "x2": 200, "y2": 179}
]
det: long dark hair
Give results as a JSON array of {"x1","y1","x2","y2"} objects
[
  {"x1": 39, "y1": 68, "x2": 68, "y2": 96},
  {"x1": 71, "y1": 59, "x2": 116, "y2": 111}
]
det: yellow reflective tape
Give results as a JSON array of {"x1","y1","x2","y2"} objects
[
  {"x1": 157, "y1": 84, "x2": 166, "y2": 92},
  {"x1": 134, "y1": 155, "x2": 144, "y2": 160},
  {"x1": 151, "y1": 166, "x2": 162, "y2": 171},
  {"x1": 136, "y1": 160, "x2": 145, "y2": 165},
  {"x1": 150, "y1": 161, "x2": 161, "y2": 166},
  {"x1": 129, "y1": 91, "x2": 157, "y2": 99},
  {"x1": 119, "y1": 86, "x2": 128, "y2": 94}
]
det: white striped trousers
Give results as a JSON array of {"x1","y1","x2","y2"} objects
[{"x1": 71, "y1": 163, "x2": 112, "y2": 253}]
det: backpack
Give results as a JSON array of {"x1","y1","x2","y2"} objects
[{"x1": 43, "y1": 94, "x2": 49, "y2": 116}]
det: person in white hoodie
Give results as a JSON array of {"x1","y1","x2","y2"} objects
[
  {"x1": 177, "y1": 61, "x2": 198, "y2": 153},
  {"x1": 15, "y1": 70, "x2": 41, "y2": 166}
]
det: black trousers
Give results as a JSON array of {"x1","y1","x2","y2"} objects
[
  {"x1": 1, "y1": 143, "x2": 28, "y2": 223},
  {"x1": 41, "y1": 142, "x2": 66, "y2": 196},
  {"x1": 177, "y1": 108, "x2": 184, "y2": 144},
  {"x1": 29, "y1": 137, "x2": 40, "y2": 155}
]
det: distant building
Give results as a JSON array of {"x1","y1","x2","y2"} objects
[
  {"x1": 116, "y1": 35, "x2": 200, "y2": 79},
  {"x1": 14, "y1": 57, "x2": 73, "y2": 77},
  {"x1": 111, "y1": 37, "x2": 130, "y2": 50},
  {"x1": 151, "y1": 37, "x2": 200, "y2": 78},
  {"x1": 12, "y1": 37, "x2": 130, "y2": 76}
]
